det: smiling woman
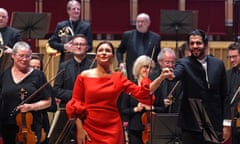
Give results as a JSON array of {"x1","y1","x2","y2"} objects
[{"x1": 0, "y1": 41, "x2": 52, "y2": 144}]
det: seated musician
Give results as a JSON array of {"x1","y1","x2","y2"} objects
[
  {"x1": 30, "y1": 55, "x2": 57, "y2": 144},
  {"x1": 226, "y1": 42, "x2": 240, "y2": 144},
  {"x1": 0, "y1": 41, "x2": 51, "y2": 144},
  {"x1": 150, "y1": 48, "x2": 183, "y2": 113}
]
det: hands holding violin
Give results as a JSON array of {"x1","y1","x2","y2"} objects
[
  {"x1": 133, "y1": 102, "x2": 155, "y2": 112},
  {"x1": 16, "y1": 104, "x2": 34, "y2": 113}
]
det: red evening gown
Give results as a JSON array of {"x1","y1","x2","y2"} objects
[{"x1": 66, "y1": 72, "x2": 152, "y2": 144}]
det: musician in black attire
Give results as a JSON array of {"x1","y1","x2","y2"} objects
[
  {"x1": 117, "y1": 13, "x2": 161, "y2": 81},
  {"x1": 150, "y1": 48, "x2": 183, "y2": 113},
  {"x1": 0, "y1": 8, "x2": 22, "y2": 69},
  {"x1": 48, "y1": 0, "x2": 92, "y2": 63},
  {"x1": 30, "y1": 55, "x2": 57, "y2": 144},
  {"x1": 226, "y1": 42, "x2": 240, "y2": 144},
  {"x1": 119, "y1": 55, "x2": 155, "y2": 144},
  {"x1": 0, "y1": 41, "x2": 51, "y2": 144}
]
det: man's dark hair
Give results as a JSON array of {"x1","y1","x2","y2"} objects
[
  {"x1": 187, "y1": 29, "x2": 208, "y2": 46},
  {"x1": 228, "y1": 42, "x2": 240, "y2": 54}
]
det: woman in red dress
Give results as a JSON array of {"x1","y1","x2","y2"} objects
[{"x1": 66, "y1": 41, "x2": 169, "y2": 144}]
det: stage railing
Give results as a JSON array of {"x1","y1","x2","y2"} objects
[{"x1": 38, "y1": 40, "x2": 233, "y2": 83}]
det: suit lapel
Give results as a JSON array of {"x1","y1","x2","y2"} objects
[
  {"x1": 68, "y1": 59, "x2": 77, "y2": 83},
  {"x1": 132, "y1": 31, "x2": 137, "y2": 53}
]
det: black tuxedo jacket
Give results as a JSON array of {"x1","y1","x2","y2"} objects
[
  {"x1": 53, "y1": 57, "x2": 93, "y2": 107},
  {"x1": 174, "y1": 55, "x2": 231, "y2": 135},
  {"x1": 117, "y1": 30, "x2": 161, "y2": 80},
  {"x1": 49, "y1": 20, "x2": 93, "y2": 63},
  {"x1": 0, "y1": 26, "x2": 21, "y2": 48}
]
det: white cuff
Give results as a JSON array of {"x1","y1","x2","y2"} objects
[{"x1": 223, "y1": 119, "x2": 232, "y2": 127}]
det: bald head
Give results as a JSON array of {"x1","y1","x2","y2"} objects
[
  {"x1": 136, "y1": 13, "x2": 151, "y2": 33},
  {"x1": 0, "y1": 8, "x2": 8, "y2": 28}
]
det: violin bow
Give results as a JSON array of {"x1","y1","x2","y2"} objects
[
  {"x1": 230, "y1": 86, "x2": 240, "y2": 105},
  {"x1": 55, "y1": 118, "x2": 75, "y2": 144},
  {"x1": 167, "y1": 80, "x2": 180, "y2": 103},
  {"x1": 146, "y1": 47, "x2": 155, "y2": 144},
  {"x1": 10, "y1": 69, "x2": 65, "y2": 116}
]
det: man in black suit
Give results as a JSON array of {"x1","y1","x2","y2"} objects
[
  {"x1": 0, "y1": 8, "x2": 21, "y2": 69},
  {"x1": 226, "y1": 42, "x2": 240, "y2": 144},
  {"x1": 117, "y1": 13, "x2": 161, "y2": 81},
  {"x1": 48, "y1": 0, "x2": 92, "y2": 64},
  {"x1": 49, "y1": 34, "x2": 94, "y2": 143},
  {"x1": 151, "y1": 48, "x2": 183, "y2": 113},
  {"x1": 168, "y1": 29, "x2": 231, "y2": 144}
]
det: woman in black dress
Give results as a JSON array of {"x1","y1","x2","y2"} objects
[{"x1": 0, "y1": 41, "x2": 52, "y2": 144}]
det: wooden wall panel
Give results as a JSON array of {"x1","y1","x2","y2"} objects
[
  {"x1": 138, "y1": 0, "x2": 179, "y2": 34},
  {"x1": 186, "y1": 0, "x2": 225, "y2": 35},
  {"x1": 90, "y1": 0, "x2": 131, "y2": 34},
  {"x1": 42, "y1": 0, "x2": 69, "y2": 34},
  {"x1": 1, "y1": 0, "x2": 36, "y2": 26}
]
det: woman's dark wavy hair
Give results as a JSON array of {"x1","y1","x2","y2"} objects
[{"x1": 95, "y1": 41, "x2": 115, "y2": 55}]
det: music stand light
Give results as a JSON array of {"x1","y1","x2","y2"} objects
[
  {"x1": 160, "y1": 10, "x2": 198, "y2": 57},
  {"x1": 10, "y1": 12, "x2": 51, "y2": 39}
]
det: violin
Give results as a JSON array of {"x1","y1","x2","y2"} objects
[
  {"x1": 16, "y1": 88, "x2": 37, "y2": 144},
  {"x1": 141, "y1": 110, "x2": 155, "y2": 144}
]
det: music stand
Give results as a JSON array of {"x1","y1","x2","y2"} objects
[
  {"x1": 152, "y1": 113, "x2": 182, "y2": 144},
  {"x1": 10, "y1": 12, "x2": 51, "y2": 39},
  {"x1": 160, "y1": 10, "x2": 198, "y2": 57},
  {"x1": 188, "y1": 98, "x2": 219, "y2": 144}
]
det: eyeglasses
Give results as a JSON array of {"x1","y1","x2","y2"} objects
[
  {"x1": 142, "y1": 65, "x2": 154, "y2": 70},
  {"x1": 15, "y1": 54, "x2": 31, "y2": 60},
  {"x1": 72, "y1": 43, "x2": 87, "y2": 47},
  {"x1": 162, "y1": 60, "x2": 175, "y2": 65}
]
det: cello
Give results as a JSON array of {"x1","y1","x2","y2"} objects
[{"x1": 16, "y1": 88, "x2": 37, "y2": 144}]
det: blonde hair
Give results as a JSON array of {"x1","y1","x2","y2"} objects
[{"x1": 132, "y1": 55, "x2": 155, "y2": 79}]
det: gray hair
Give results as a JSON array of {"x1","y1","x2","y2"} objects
[
  {"x1": 137, "y1": 13, "x2": 151, "y2": 22},
  {"x1": 12, "y1": 41, "x2": 32, "y2": 55},
  {"x1": 132, "y1": 55, "x2": 155, "y2": 79},
  {"x1": 67, "y1": 0, "x2": 81, "y2": 10},
  {"x1": 157, "y1": 48, "x2": 176, "y2": 61}
]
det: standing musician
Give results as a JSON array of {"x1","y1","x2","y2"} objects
[
  {"x1": 119, "y1": 55, "x2": 157, "y2": 144},
  {"x1": 117, "y1": 13, "x2": 161, "y2": 81},
  {"x1": 48, "y1": 0, "x2": 93, "y2": 64},
  {"x1": 50, "y1": 34, "x2": 94, "y2": 143},
  {"x1": 226, "y1": 42, "x2": 240, "y2": 144},
  {"x1": 167, "y1": 29, "x2": 231, "y2": 144},
  {"x1": 0, "y1": 8, "x2": 22, "y2": 70},
  {"x1": 0, "y1": 41, "x2": 51, "y2": 144}
]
